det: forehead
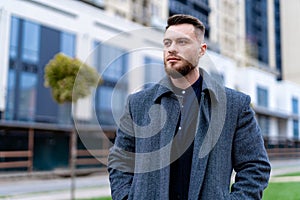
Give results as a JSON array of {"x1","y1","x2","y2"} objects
[{"x1": 164, "y1": 24, "x2": 197, "y2": 40}]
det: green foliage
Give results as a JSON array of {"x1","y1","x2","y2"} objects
[
  {"x1": 44, "y1": 53, "x2": 102, "y2": 104},
  {"x1": 263, "y1": 182, "x2": 300, "y2": 200}
]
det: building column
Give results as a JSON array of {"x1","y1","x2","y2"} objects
[{"x1": 0, "y1": 8, "x2": 10, "y2": 114}]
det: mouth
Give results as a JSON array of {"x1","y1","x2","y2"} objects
[{"x1": 167, "y1": 57, "x2": 181, "y2": 62}]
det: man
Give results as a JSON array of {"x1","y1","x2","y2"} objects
[{"x1": 108, "y1": 14, "x2": 271, "y2": 200}]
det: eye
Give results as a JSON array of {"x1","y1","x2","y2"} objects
[
  {"x1": 178, "y1": 39, "x2": 189, "y2": 45},
  {"x1": 163, "y1": 40, "x2": 171, "y2": 47}
]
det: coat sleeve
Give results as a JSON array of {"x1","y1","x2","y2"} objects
[
  {"x1": 230, "y1": 95, "x2": 271, "y2": 200},
  {"x1": 108, "y1": 95, "x2": 135, "y2": 200}
]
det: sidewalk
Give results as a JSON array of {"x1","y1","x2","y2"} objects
[
  {"x1": 0, "y1": 173, "x2": 111, "y2": 200},
  {"x1": 3, "y1": 185, "x2": 111, "y2": 200},
  {"x1": 1, "y1": 158, "x2": 300, "y2": 200},
  {"x1": 269, "y1": 158, "x2": 300, "y2": 183},
  {"x1": 270, "y1": 158, "x2": 300, "y2": 176}
]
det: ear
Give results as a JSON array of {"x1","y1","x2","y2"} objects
[{"x1": 199, "y1": 43, "x2": 207, "y2": 56}]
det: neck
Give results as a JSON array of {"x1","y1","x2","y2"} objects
[{"x1": 170, "y1": 68, "x2": 200, "y2": 89}]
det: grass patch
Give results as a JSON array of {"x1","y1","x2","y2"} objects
[
  {"x1": 263, "y1": 182, "x2": 300, "y2": 200},
  {"x1": 81, "y1": 182, "x2": 300, "y2": 200}
]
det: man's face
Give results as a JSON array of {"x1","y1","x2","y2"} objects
[{"x1": 163, "y1": 24, "x2": 205, "y2": 78}]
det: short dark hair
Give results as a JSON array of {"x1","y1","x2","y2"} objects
[{"x1": 165, "y1": 14, "x2": 205, "y2": 37}]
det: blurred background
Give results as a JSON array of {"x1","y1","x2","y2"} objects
[{"x1": 0, "y1": 0, "x2": 299, "y2": 199}]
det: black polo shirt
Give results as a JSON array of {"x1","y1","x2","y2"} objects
[{"x1": 169, "y1": 75, "x2": 203, "y2": 200}]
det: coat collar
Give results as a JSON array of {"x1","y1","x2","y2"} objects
[{"x1": 153, "y1": 68, "x2": 222, "y2": 103}]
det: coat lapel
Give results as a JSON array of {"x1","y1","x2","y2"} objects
[
  {"x1": 159, "y1": 95, "x2": 181, "y2": 199},
  {"x1": 188, "y1": 92, "x2": 210, "y2": 199},
  {"x1": 152, "y1": 70, "x2": 227, "y2": 199},
  {"x1": 188, "y1": 69, "x2": 227, "y2": 199},
  {"x1": 153, "y1": 77, "x2": 181, "y2": 199}
]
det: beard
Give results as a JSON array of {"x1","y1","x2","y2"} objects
[{"x1": 164, "y1": 59, "x2": 196, "y2": 79}]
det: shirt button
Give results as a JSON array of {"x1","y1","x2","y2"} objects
[
  {"x1": 178, "y1": 127, "x2": 182, "y2": 130},
  {"x1": 182, "y1": 90, "x2": 185, "y2": 94}
]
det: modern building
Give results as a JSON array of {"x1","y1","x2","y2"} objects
[
  {"x1": 80, "y1": 0, "x2": 169, "y2": 27},
  {"x1": 243, "y1": 0, "x2": 300, "y2": 83},
  {"x1": 245, "y1": 0, "x2": 269, "y2": 65},
  {"x1": 209, "y1": 0, "x2": 246, "y2": 66},
  {"x1": 279, "y1": 0, "x2": 300, "y2": 84},
  {"x1": 0, "y1": 0, "x2": 299, "y2": 173},
  {"x1": 205, "y1": 51, "x2": 300, "y2": 148},
  {"x1": 168, "y1": 0, "x2": 211, "y2": 38},
  {"x1": 208, "y1": 0, "x2": 300, "y2": 147},
  {"x1": 0, "y1": 0, "x2": 164, "y2": 172}
]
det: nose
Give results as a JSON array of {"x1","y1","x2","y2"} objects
[{"x1": 166, "y1": 43, "x2": 178, "y2": 54}]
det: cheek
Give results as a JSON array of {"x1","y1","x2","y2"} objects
[
  {"x1": 163, "y1": 50, "x2": 168, "y2": 57},
  {"x1": 186, "y1": 49, "x2": 201, "y2": 65},
  {"x1": 182, "y1": 48, "x2": 198, "y2": 60}
]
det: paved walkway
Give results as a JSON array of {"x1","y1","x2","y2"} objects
[
  {"x1": 270, "y1": 176, "x2": 300, "y2": 183},
  {"x1": 269, "y1": 158, "x2": 300, "y2": 183},
  {"x1": 2, "y1": 185, "x2": 111, "y2": 200},
  {"x1": 0, "y1": 159, "x2": 299, "y2": 200},
  {"x1": 270, "y1": 158, "x2": 300, "y2": 176}
]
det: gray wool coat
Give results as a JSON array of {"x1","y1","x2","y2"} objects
[{"x1": 108, "y1": 69, "x2": 271, "y2": 200}]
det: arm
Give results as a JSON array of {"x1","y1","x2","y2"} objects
[
  {"x1": 108, "y1": 96, "x2": 135, "y2": 200},
  {"x1": 231, "y1": 95, "x2": 271, "y2": 199}
]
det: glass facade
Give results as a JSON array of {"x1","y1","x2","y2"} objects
[
  {"x1": 245, "y1": 0, "x2": 269, "y2": 64},
  {"x1": 60, "y1": 32, "x2": 76, "y2": 57},
  {"x1": 292, "y1": 97, "x2": 299, "y2": 114},
  {"x1": 274, "y1": 0, "x2": 282, "y2": 80},
  {"x1": 169, "y1": 0, "x2": 210, "y2": 38},
  {"x1": 292, "y1": 97, "x2": 299, "y2": 139},
  {"x1": 257, "y1": 115, "x2": 270, "y2": 136},
  {"x1": 94, "y1": 42, "x2": 128, "y2": 125},
  {"x1": 6, "y1": 17, "x2": 40, "y2": 121},
  {"x1": 3, "y1": 15, "x2": 77, "y2": 171},
  {"x1": 144, "y1": 56, "x2": 164, "y2": 88},
  {"x1": 6, "y1": 16, "x2": 76, "y2": 123},
  {"x1": 293, "y1": 120, "x2": 299, "y2": 139},
  {"x1": 257, "y1": 86, "x2": 268, "y2": 107},
  {"x1": 256, "y1": 86, "x2": 269, "y2": 136}
]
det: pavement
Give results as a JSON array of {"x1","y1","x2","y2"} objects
[
  {"x1": 0, "y1": 172, "x2": 111, "y2": 200},
  {"x1": 0, "y1": 158, "x2": 300, "y2": 200}
]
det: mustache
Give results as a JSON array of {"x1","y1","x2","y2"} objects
[{"x1": 165, "y1": 55, "x2": 185, "y2": 62}]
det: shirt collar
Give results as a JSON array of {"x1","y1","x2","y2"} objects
[
  {"x1": 153, "y1": 68, "x2": 222, "y2": 103},
  {"x1": 172, "y1": 74, "x2": 202, "y2": 96}
]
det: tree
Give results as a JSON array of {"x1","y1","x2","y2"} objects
[
  {"x1": 44, "y1": 53, "x2": 101, "y2": 104},
  {"x1": 44, "y1": 53, "x2": 102, "y2": 200}
]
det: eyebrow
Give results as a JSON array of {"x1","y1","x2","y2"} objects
[{"x1": 163, "y1": 37, "x2": 191, "y2": 41}]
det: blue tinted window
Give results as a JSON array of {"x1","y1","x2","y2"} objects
[
  {"x1": 5, "y1": 69, "x2": 16, "y2": 120},
  {"x1": 292, "y1": 98, "x2": 299, "y2": 114},
  {"x1": 22, "y1": 20, "x2": 40, "y2": 63},
  {"x1": 9, "y1": 17, "x2": 19, "y2": 59},
  {"x1": 245, "y1": 0, "x2": 269, "y2": 64},
  {"x1": 96, "y1": 43, "x2": 127, "y2": 81},
  {"x1": 257, "y1": 115, "x2": 270, "y2": 136},
  {"x1": 293, "y1": 120, "x2": 299, "y2": 139},
  {"x1": 60, "y1": 32, "x2": 75, "y2": 57},
  {"x1": 94, "y1": 41, "x2": 128, "y2": 125},
  {"x1": 18, "y1": 72, "x2": 37, "y2": 121},
  {"x1": 7, "y1": 16, "x2": 40, "y2": 121},
  {"x1": 144, "y1": 56, "x2": 164, "y2": 88},
  {"x1": 257, "y1": 86, "x2": 268, "y2": 107},
  {"x1": 99, "y1": 86, "x2": 113, "y2": 110}
]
